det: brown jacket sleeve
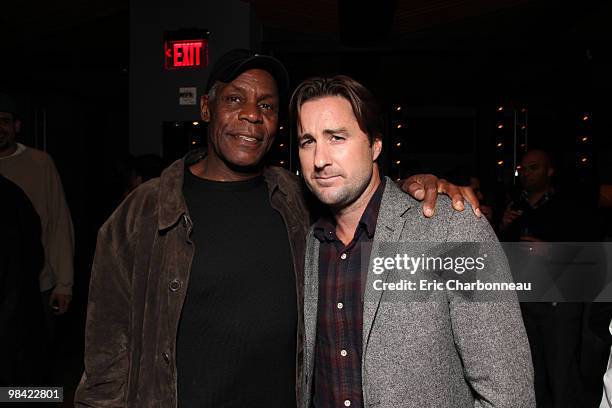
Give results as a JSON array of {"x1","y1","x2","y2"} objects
[{"x1": 74, "y1": 222, "x2": 131, "y2": 407}]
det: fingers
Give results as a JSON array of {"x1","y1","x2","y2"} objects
[
  {"x1": 407, "y1": 183, "x2": 425, "y2": 200},
  {"x1": 438, "y1": 181, "x2": 465, "y2": 212},
  {"x1": 422, "y1": 184, "x2": 438, "y2": 217},
  {"x1": 504, "y1": 210, "x2": 522, "y2": 221},
  {"x1": 408, "y1": 174, "x2": 438, "y2": 217},
  {"x1": 50, "y1": 293, "x2": 71, "y2": 315},
  {"x1": 401, "y1": 175, "x2": 426, "y2": 201},
  {"x1": 458, "y1": 186, "x2": 482, "y2": 217}
]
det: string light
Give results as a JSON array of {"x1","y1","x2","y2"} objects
[
  {"x1": 279, "y1": 160, "x2": 285, "y2": 165},
  {"x1": 497, "y1": 160, "x2": 504, "y2": 166},
  {"x1": 497, "y1": 106, "x2": 504, "y2": 112},
  {"x1": 497, "y1": 123, "x2": 504, "y2": 129},
  {"x1": 581, "y1": 136, "x2": 589, "y2": 142},
  {"x1": 279, "y1": 143, "x2": 285, "y2": 147},
  {"x1": 192, "y1": 121, "x2": 199, "y2": 126},
  {"x1": 582, "y1": 114, "x2": 590, "y2": 121},
  {"x1": 497, "y1": 142, "x2": 503, "y2": 148},
  {"x1": 395, "y1": 160, "x2": 401, "y2": 165},
  {"x1": 279, "y1": 126, "x2": 284, "y2": 130},
  {"x1": 395, "y1": 106, "x2": 402, "y2": 111},
  {"x1": 396, "y1": 124, "x2": 402, "y2": 129},
  {"x1": 396, "y1": 142, "x2": 401, "y2": 147}
]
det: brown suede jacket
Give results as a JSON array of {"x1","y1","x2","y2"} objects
[{"x1": 75, "y1": 150, "x2": 310, "y2": 407}]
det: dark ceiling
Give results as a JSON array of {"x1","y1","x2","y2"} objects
[
  {"x1": 248, "y1": 1, "x2": 612, "y2": 109},
  {"x1": 0, "y1": 1, "x2": 128, "y2": 98},
  {"x1": 1, "y1": 0, "x2": 610, "y2": 102}
]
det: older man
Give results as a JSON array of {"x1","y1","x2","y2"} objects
[
  {"x1": 292, "y1": 75, "x2": 534, "y2": 408},
  {"x1": 75, "y1": 50, "x2": 477, "y2": 407}
]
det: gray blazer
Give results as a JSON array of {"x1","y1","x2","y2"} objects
[{"x1": 302, "y1": 178, "x2": 535, "y2": 408}]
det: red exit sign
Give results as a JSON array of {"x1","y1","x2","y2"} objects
[{"x1": 164, "y1": 39, "x2": 208, "y2": 69}]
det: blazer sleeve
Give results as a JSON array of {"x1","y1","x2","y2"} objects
[
  {"x1": 74, "y1": 223, "x2": 131, "y2": 407},
  {"x1": 446, "y1": 210, "x2": 536, "y2": 408}
]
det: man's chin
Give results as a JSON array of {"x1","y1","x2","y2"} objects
[{"x1": 311, "y1": 189, "x2": 346, "y2": 208}]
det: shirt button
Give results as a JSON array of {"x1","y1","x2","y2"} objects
[
  {"x1": 162, "y1": 352, "x2": 170, "y2": 364},
  {"x1": 337, "y1": 302, "x2": 344, "y2": 309},
  {"x1": 169, "y1": 279, "x2": 181, "y2": 292},
  {"x1": 340, "y1": 349, "x2": 348, "y2": 357},
  {"x1": 344, "y1": 400, "x2": 351, "y2": 407},
  {"x1": 340, "y1": 253, "x2": 347, "y2": 260}
]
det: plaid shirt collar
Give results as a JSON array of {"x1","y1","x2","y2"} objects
[
  {"x1": 313, "y1": 178, "x2": 386, "y2": 243},
  {"x1": 520, "y1": 188, "x2": 555, "y2": 209}
]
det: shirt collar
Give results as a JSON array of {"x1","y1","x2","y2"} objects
[
  {"x1": 520, "y1": 188, "x2": 555, "y2": 209},
  {"x1": 158, "y1": 148, "x2": 297, "y2": 231}
]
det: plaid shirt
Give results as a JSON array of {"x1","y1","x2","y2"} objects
[
  {"x1": 311, "y1": 179, "x2": 385, "y2": 408},
  {"x1": 519, "y1": 188, "x2": 555, "y2": 209}
]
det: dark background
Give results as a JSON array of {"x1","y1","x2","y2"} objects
[{"x1": 1, "y1": 0, "x2": 611, "y2": 405}]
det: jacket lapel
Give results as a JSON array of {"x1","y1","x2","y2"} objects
[
  {"x1": 362, "y1": 178, "x2": 413, "y2": 356},
  {"x1": 303, "y1": 229, "x2": 319, "y2": 404}
]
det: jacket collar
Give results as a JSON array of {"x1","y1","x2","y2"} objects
[
  {"x1": 157, "y1": 148, "x2": 291, "y2": 231},
  {"x1": 157, "y1": 151, "x2": 197, "y2": 231}
]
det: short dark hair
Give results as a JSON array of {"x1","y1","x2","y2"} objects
[{"x1": 289, "y1": 75, "x2": 382, "y2": 145}]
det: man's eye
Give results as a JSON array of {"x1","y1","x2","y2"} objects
[
  {"x1": 300, "y1": 139, "x2": 314, "y2": 148},
  {"x1": 259, "y1": 103, "x2": 274, "y2": 110},
  {"x1": 227, "y1": 96, "x2": 241, "y2": 103},
  {"x1": 331, "y1": 135, "x2": 345, "y2": 141}
]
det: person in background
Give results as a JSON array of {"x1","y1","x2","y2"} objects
[
  {"x1": 0, "y1": 174, "x2": 47, "y2": 386},
  {"x1": 500, "y1": 149, "x2": 595, "y2": 408},
  {"x1": 0, "y1": 93, "x2": 75, "y2": 334}
]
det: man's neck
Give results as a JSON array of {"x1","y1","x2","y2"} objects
[
  {"x1": 0, "y1": 142, "x2": 18, "y2": 158},
  {"x1": 189, "y1": 155, "x2": 263, "y2": 182},
  {"x1": 332, "y1": 172, "x2": 381, "y2": 245}
]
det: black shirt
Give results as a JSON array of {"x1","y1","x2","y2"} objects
[{"x1": 177, "y1": 168, "x2": 297, "y2": 407}]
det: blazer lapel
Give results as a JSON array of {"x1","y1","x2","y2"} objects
[
  {"x1": 362, "y1": 178, "x2": 413, "y2": 356},
  {"x1": 303, "y1": 229, "x2": 320, "y2": 401}
]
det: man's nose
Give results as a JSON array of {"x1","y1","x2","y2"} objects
[
  {"x1": 239, "y1": 101, "x2": 263, "y2": 124},
  {"x1": 313, "y1": 144, "x2": 332, "y2": 170}
]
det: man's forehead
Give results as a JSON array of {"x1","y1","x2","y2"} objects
[{"x1": 522, "y1": 152, "x2": 547, "y2": 165}]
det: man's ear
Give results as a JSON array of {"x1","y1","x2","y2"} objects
[
  {"x1": 372, "y1": 135, "x2": 383, "y2": 162},
  {"x1": 200, "y1": 95, "x2": 211, "y2": 122},
  {"x1": 14, "y1": 119, "x2": 21, "y2": 133}
]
